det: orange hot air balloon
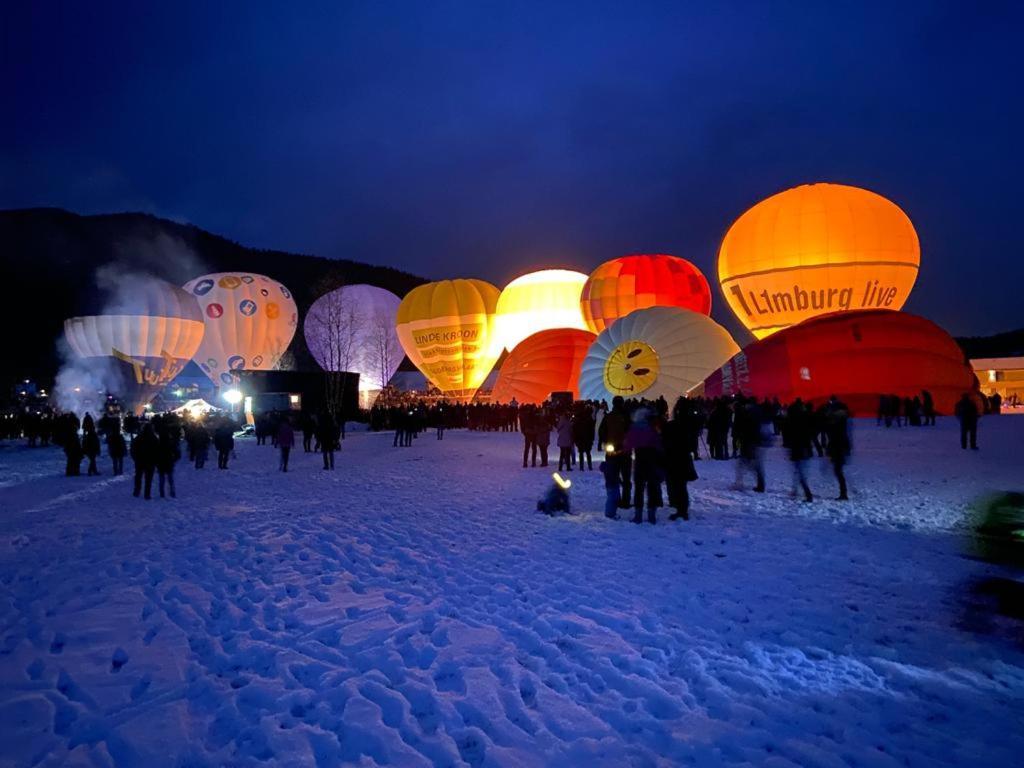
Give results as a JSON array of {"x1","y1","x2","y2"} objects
[
  {"x1": 182, "y1": 273, "x2": 299, "y2": 386},
  {"x1": 491, "y1": 328, "x2": 596, "y2": 405},
  {"x1": 702, "y1": 309, "x2": 980, "y2": 415},
  {"x1": 395, "y1": 279, "x2": 501, "y2": 400},
  {"x1": 580, "y1": 254, "x2": 712, "y2": 334},
  {"x1": 718, "y1": 183, "x2": 921, "y2": 340}
]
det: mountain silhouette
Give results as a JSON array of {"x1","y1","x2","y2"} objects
[{"x1": 0, "y1": 208, "x2": 426, "y2": 390}]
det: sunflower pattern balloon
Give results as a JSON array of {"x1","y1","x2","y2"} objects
[{"x1": 579, "y1": 306, "x2": 739, "y2": 402}]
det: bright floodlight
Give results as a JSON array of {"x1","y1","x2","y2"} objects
[{"x1": 222, "y1": 388, "x2": 243, "y2": 405}]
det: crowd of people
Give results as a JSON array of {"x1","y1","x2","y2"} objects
[
  {"x1": 0, "y1": 385, "x2": 989, "y2": 520},
  {"x1": 518, "y1": 393, "x2": 855, "y2": 523}
]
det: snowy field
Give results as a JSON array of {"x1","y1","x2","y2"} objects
[{"x1": 1, "y1": 417, "x2": 1023, "y2": 767}]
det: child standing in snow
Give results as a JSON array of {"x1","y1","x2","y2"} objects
[{"x1": 599, "y1": 451, "x2": 621, "y2": 519}]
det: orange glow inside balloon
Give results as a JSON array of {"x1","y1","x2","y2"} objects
[{"x1": 718, "y1": 183, "x2": 920, "y2": 340}]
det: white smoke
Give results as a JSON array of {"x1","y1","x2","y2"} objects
[{"x1": 52, "y1": 232, "x2": 207, "y2": 416}]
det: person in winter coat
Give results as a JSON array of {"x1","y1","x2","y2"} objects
[
  {"x1": 573, "y1": 406, "x2": 596, "y2": 471},
  {"x1": 190, "y1": 425, "x2": 211, "y2": 469},
  {"x1": 556, "y1": 413, "x2": 574, "y2": 471},
  {"x1": 733, "y1": 397, "x2": 767, "y2": 493},
  {"x1": 131, "y1": 424, "x2": 159, "y2": 499},
  {"x1": 520, "y1": 408, "x2": 538, "y2": 468},
  {"x1": 107, "y1": 428, "x2": 127, "y2": 476},
  {"x1": 534, "y1": 411, "x2": 551, "y2": 467},
  {"x1": 277, "y1": 417, "x2": 295, "y2": 471},
  {"x1": 317, "y1": 412, "x2": 338, "y2": 469},
  {"x1": 64, "y1": 428, "x2": 83, "y2": 477},
  {"x1": 824, "y1": 397, "x2": 852, "y2": 500},
  {"x1": 300, "y1": 412, "x2": 316, "y2": 453},
  {"x1": 213, "y1": 421, "x2": 235, "y2": 469},
  {"x1": 783, "y1": 399, "x2": 814, "y2": 502},
  {"x1": 156, "y1": 425, "x2": 180, "y2": 498},
  {"x1": 624, "y1": 409, "x2": 663, "y2": 524},
  {"x1": 599, "y1": 396, "x2": 632, "y2": 507},
  {"x1": 593, "y1": 402, "x2": 606, "y2": 450},
  {"x1": 663, "y1": 399, "x2": 698, "y2": 520},
  {"x1": 922, "y1": 390, "x2": 936, "y2": 426},
  {"x1": 599, "y1": 449, "x2": 621, "y2": 519},
  {"x1": 955, "y1": 393, "x2": 980, "y2": 450},
  {"x1": 82, "y1": 421, "x2": 102, "y2": 476}
]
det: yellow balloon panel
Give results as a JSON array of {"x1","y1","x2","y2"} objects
[
  {"x1": 492, "y1": 269, "x2": 588, "y2": 354},
  {"x1": 718, "y1": 183, "x2": 920, "y2": 339},
  {"x1": 396, "y1": 279, "x2": 501, "y2": 400}
]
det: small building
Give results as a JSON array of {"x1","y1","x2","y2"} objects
[
  {"x1": 237, "y1": 370, "x2": 360, "y2": 419},
  {"x1": 970, "y1": 357, "x2": 1024, "y2": 407}
]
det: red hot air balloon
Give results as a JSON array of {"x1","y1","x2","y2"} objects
[
  {"x1": 702, "y1": 309, "x2": 980, "y2": 415},
  {"x1": 491, "y1": 328, "x2": 596, "y2": 405},
  {"x1": 580, "y1": 254, "x2": 712, "y2": 334}
]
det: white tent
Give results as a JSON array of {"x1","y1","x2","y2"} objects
[{"x1": 171, "y1": 398, "x2": 222, "y2": 418}]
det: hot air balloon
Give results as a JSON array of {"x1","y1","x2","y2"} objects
[
  {"x1": 492, "y1": 269, "x2": 589, "y2": 354},
  {"x1": 580, "y1": 254, "x2": 712, "y2": 334},
  {"x1": 491, "y1": 328, "x2": 596, "y2": 405},
  {"x1": 701, "y1": 309, "x2": 979, "y2": 415},
  {"x1": 579, "y1": 306, "x2": 739, "y2": 402},
  {"x1": 304, "y1": 284, "x2": 403, "y2": 407},
  {"x1": 718, "y1": 183, "x2": 921, "y2": 340},
  {"x1": 63, "y1": 278, "x2": 205, "y2": 413},
  {"x1": 395, "y1": 279, "x2": 501, "y2": 401},
  {"x1": 182, "y1": 273, "x2": 298, "y2": 386}
]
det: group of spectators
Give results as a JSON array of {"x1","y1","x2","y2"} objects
[
  {"x1": 0, "y1": 380, "x2": 991, "y2": 520},
  {"x1": 523, "y1": 393, "x2": 853, "y2": 523}
]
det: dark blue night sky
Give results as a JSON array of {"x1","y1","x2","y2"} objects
[{"x1": 3, "y1": 1, "x2": 1021, "y2": 335}]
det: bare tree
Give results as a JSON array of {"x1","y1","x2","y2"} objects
[
  {"x1": 370, "y1": 307, "x2": 401, "y2": 395},
  {"x1": 307, "y1": 277, "x2": 362, "y2": 420}
]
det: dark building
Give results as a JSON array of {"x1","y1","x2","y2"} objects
[{"x1": 237, "y1": 370, "x2": 359, "y2": 417}]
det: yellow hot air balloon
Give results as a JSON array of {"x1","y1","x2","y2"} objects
[
  {"x1": 718, "y1": 183, "x2": 920, "y2": 339},
  {"x1": 492, "y1": 269, "x2": 589, "y2": 354},
  {"x1": 395, "y1": 279, "x2": 501, "y2": 400},
  {"x1": 182, "y1": 273, "x2": 299, "y2": 386}
]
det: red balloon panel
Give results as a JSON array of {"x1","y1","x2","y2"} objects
[{"x1": 703, "y1": 309, "x2": 979, "y2": 415}]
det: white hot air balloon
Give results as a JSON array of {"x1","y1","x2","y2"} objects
[
  {"x1": 182, "y1": 273, "x2": 298, "y2": 386},
  {"x1": 578, "y1": 306, "x2": 739, "y2": 402},
  {"x1": 63, "y1": 278, "x2": 205, "y2": 412},
  {"x1": 304, "y1": 284, "x2": 403, "y2": 407}
]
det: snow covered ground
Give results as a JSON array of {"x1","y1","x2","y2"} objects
[{"x1": 1, "y1": 417, "x2": 1023, "y2": 767}]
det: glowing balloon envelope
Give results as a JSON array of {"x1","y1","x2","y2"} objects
[
  {"x1": 182, "y1": 272, "x2": 298, "y2": 385},
  {"x1": 491, "y1": 328, "x2": 596, "y2": 405},
  {"x1": 702, "y1": 309, "x2": 979, "y2": 415},
  {"x1": 492, "y1": 269, "x2": 589, "y2": 354},
  {"x1": 579, "y1": 306, "x2": 739, "y2": 402},
  {"x1": 718, "y1": 183, "x2": 921, "y2": 340},
  {"x1": 63, "y1": 278, "x2": 205, "y2": 412},
  {"x1": 580, "y1": 254, "x2": 712, "y2": 334},
  {"x1": 304, "y1": 284, "x2": 403, "y2": 403},
  {"x1": 395, "y1": 279, "x2": 501, "y2": 401}
]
